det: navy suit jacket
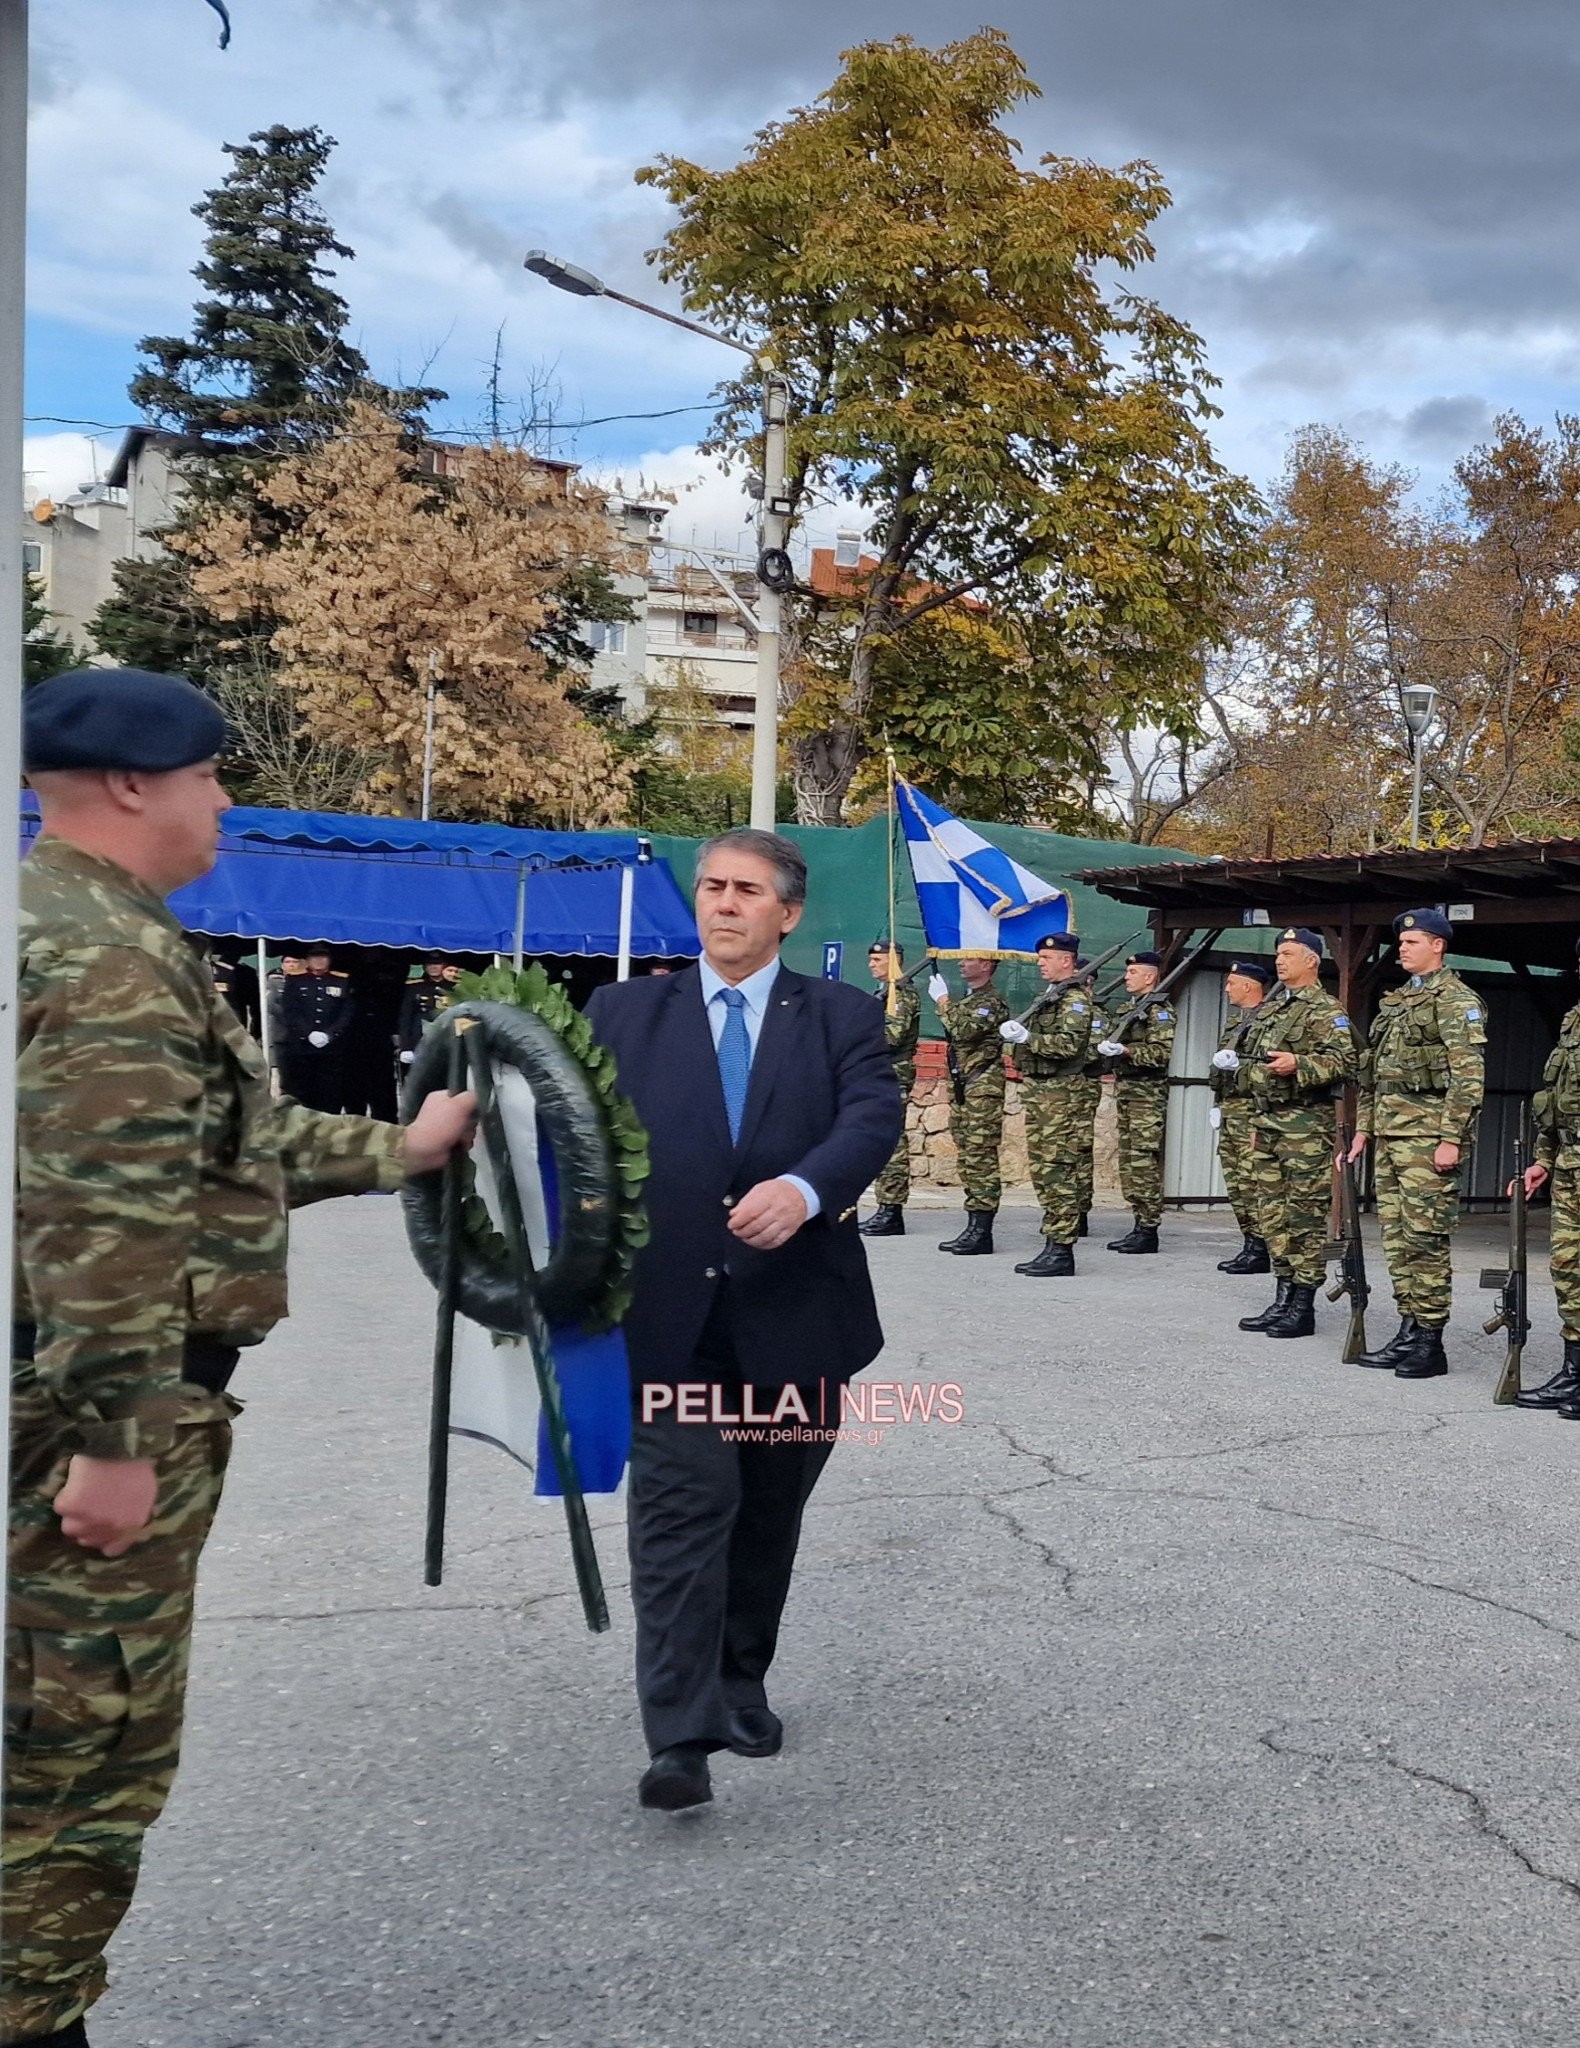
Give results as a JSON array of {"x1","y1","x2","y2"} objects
[{"x1": 584, "y1": 963, "x2": 903, "y2": 1387}]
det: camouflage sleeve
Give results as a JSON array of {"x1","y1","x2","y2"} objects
[
  {"x1": 1355, "y1": 1025, "x2": 1378, "y2": 1137},
  {"x1": 16, "y1": 947, "x2": 203, "y2": 1460},
  {"x1": 1292, "y1": 1005, "x2": 1358, "y2": 1094},
  {"x1": 882, "y1": 984, "x2": 918, "y2": 1054},
  {"x1": 1024, "y1": 991, "x2": 1091, "y2": 1063},
  {"x1": 255, "y1": 1097, "x2": 408, "y2": 1209},
  {"x1": 946, "y1": 995, "x2": 1006, "y2": 1052},
  {"x1": 1123, "y1": 1006, "x2": 1175, "y2": 1074},
  {"x1": 1438, "y1": 990, "x2": 1487, "y2": 1145}
]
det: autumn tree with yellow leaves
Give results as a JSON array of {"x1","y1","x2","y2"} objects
[{"x1": 188, "y1": 403, "x2": 635, "y2": 823}]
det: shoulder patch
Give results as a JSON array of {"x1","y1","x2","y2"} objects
[
  {"x1": 1071, "y1": 1001, "x2": 1086, "y2": 1014},
  {"x1": 1333, "y1": 1014, "x2": 1350, "y2": 1030},
  {"x1": 1466, "y1": 1006, "x2": 1481, "y2": 1024},
  {"x1": 1156, "y1": 1009, "x2": 1172, "y2": 1023}
]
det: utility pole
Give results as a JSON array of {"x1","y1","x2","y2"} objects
[
  {"x1": 751, "y1": 376, "x2": 791, "y2": 829},
  {"x1": 421, "y1": 654, "x2": 439, "y2": 821}
]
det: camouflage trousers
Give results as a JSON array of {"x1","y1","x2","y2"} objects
[
  {"x1": 1215, "y1": 1100, "x2": 1261, "y2": 1239},
  {"x1": 951, "y1": 1070, "x2": 1006, "y2": 1212},
  {"x1": 1073, "y1": 1077, "x2": 1100, "y2": 1222},
  {"x1": 1249, "y1": 1104, "x2": 1336, "y2": 1286},
  {"x1": 1116, "y1": 1082, "x2": 1168, "y2": 1228},
  {"x1": 1023, "y1": 1076, "x2": 1097, "y2": 1244},
  {"x1": 872, "y1": 1063, "x2": 915, "y2": 1207},
  {"x1": 3, "y1": 1369, "x2": 237, "y2": 2040},
  {"x1": 1373, "y1": 1135, "x2": 1461, "y2": 1328},
  {"x1": 1551, "y1": 1163, "x2": 1580, "y2": 1340}
]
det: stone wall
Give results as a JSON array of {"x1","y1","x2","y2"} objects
[{"x1": 904, "y1": 1069, "x2": 1122, "y2": 1197}]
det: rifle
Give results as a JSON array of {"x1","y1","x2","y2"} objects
[
  {"x1": 1008, "y1": 927, "x2": 1146, "y2": 1028},
  {"x1": 1482, "y1": 1103, "x2": 1531, "y2": 1407},
  {"x1": 1325, "y1": 1126, "x2": 1370, "y2": 1362},
  {"x1": 1101, "y1": 927, "x2": 1224, "y2": 1051}
]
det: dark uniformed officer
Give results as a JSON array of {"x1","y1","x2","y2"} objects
[
  {"x1": 396, "y1": 954, "x2": 456, "y2": 1066},
  {"x1": 271, "y1": 944, "x2": 357, "y2": 1111},
  {"x1": 207, "y1": 949, "x2": 260, "y2": 1038},
  {"x1": 6, "y1": 667, "x2": 477, "y2": 2046},
  {"x1": 860, "y1": 939, "x2": 921, "y2": 1237}
]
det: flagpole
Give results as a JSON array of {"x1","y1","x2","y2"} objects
[{"x1": 885, "y1": 746, "x2": 900, "y2": 1016}]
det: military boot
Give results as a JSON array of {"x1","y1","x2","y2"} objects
[
  {"x1": 1265, "y1": 1281, "x2": 1317, "y2": 1338},
  {"x1": 940, "y1": 1211, "x2": 995, "y2": 1256},
  {"x1": 1015, "y1": 1240, "x2": 1075, "y2": 1277},
  {"x1": 1107, "y1": 1223, "x2": 1159, "y2": 1254},
  {"x1": 1394, "y1": 1323, "x2": 1449, "y2": 1378},
  {"x1": 1239, "y1": 1279, "x2": 1293, "y2": 1331},
  {"x1": 1516, "y1": 1338, "x2": 1580, "y2": 1410},
  {"x1": 860, "y1": 1205, "x2": 905, "y2": 1238},
  {"x1": 1218, "y1": 1234, "x2": 1271, "y2": 1275},
  {"x1": 1356, "y1": 1316, "x2": 1416, "y2": 1369},
  {"x1": 15, "y1": 2023, "x2": 89, "y2": 2047}
]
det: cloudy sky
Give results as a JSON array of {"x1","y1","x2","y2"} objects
[{"x1": 23, "y1": 0, "x2": 1580, "y2": 549}]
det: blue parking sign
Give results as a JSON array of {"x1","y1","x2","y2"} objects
[{"x1": 822, "y1": 942, "x2": 844, "y2": 981}]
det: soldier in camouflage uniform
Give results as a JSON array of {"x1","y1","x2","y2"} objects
[
  {"x1": 931, "y1": 956, "x2": 1009, "y2": 1256},
  {"x1": 1098, "y1": 950, "x2": 1176, "y2": 1254},
  {"x1": 1233, "y1": 930, "x2": 1358, "y2": 1340},
  {"x1": 1209, "y1": 958, "x2": 1275, "y2": 1275},
  {"x1": 1514, "y1": 932, "x2": 1580, "y2": 1413},
  {"x1": 1350, "y1": 907, "x2": 1486, "y2": 1381},
  {"x1": 860, "y1": 940, "x2": 921, "y2": 1237},
  {"x1": 999, "y1": 930, "x2": 1099, "y2": 1277},
  {"x1": 5, "y1": 670, "x2": 477, "y2": 2048}
]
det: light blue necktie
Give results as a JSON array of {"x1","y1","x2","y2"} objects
[{"x1": 716, "y1": 987, "x2": 751, "y2": 1143}]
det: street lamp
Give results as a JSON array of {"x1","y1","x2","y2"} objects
[
  {"x1": 1400, "y1": 682, "x2": 1438, "y2": 849},
  {"x1": 524, "y1": 250, "x2": 790, "y2": 831}
]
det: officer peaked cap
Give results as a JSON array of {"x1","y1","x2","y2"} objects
[
  {"x1": 1278, "y1": 926, "x2": 1324, "y2": 957},
  {"x1": 1128, "y1": 950, "x2": 1161, "y2": 968},
  {"x1": 1395, "y1": 908, "x2": 1453, "y2": 940},
  {"x1": 24, "y1": 668, "x2": 228, "y2": 773},
  {"x1": 1036, "y1": 931, "x2": 1079, "y2": 954},
  {"x1": 1228, "y1": 958, "x2": 1275, "y2": 986}
]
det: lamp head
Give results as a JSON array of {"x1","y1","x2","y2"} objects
[
  {"x1": 523, "y1": 250, "x2": 606, "y2": 298},
  {"x1": 1401, "y1": 682, "x2": 1438, "y2": 738}
]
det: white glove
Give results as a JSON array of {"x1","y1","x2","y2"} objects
[
  {"x1": 399, "y1": 1049, "x2": 415, "y2": 1065},
  {"x1": 999, "y1": 1020, "x2": 1031, "y2": 1044},
  {"x1": 308, "y1": 1030, "x2": 330, "y2": 1049},
  {"x1": 1097, "y1": 1039, "x2": 1124, "y2": 1058},
  {"x1": 1211, "y1": 1048, "x2": 1240, "y2": 1072},
  {"x1": 927, "y1": 975, "x2": 949, "y2": 1002},
  {"x1": 1209, "y1": 1105, "x2": 1223, "y2": 1131}
]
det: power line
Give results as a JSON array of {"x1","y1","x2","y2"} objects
[{"x1": 23, "y1": 401, "x2": 719, "y2": 437}]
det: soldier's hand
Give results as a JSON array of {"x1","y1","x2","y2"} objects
[
  {"x1": 403, "y1": 1088, "x2": 479, "y2": 1174},
  {"x1": 1345, "y1": 1132, "x2": 1369, "y2": 1165},
  {"x1": 1432, "y1": 1141, "x2": 1461, "y2": 1174},
  {"x1": 999, "y1": 1020, "x2": 1031, "y2": 1044},
  {"x1": 54, "y1": 1454, "x2": 159, "y2": 1556},
  {"x1": 728, "y1": 1178, "x2": 809, "y2": 1250},
  {"x1": 927, "y1": 975, "x2": 950, "y2": 1004},
  {"x1": 1520, "y1": 1163, "x2": 1549, "y2": 1200},
  {"x1": 1265, "y1": 1051, "x2": 1298, "y2": 1077}
]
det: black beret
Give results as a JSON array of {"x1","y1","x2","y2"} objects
[
  {"x1": 1128, "y1": 950, "x2": 1162, "y2": 968},
  {"x1": 1036, "y1": 930, "x2": 1079, "y2": 954},
  {"x1": 1395, "y1": 908, "x2": 1453, "y2": 941},
  {"x1": 24, "y1": 668, "x2": 228, "y2": 773},
  {"x1": 868, "y1": 937, "x2": 904, "y2": 961},
  {"x1": 1278, "y1": 926, "x2": 1325, "y2": 957},
  {"x1": 1228, "y1": 958, "x2": 1276, "y2": 986}
]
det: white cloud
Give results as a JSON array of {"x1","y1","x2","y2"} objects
[
  {"x1": 21, "y1": 433, "x2": 117, "y2": 505},
  {"x1": 591, "y1": 443, "x2": 871, "y2": 564}
]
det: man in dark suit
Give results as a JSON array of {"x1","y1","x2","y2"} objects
[{"x1": 585, "y1": 829, "x2": 902, "y2": 1812}]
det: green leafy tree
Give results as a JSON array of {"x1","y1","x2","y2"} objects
[
  {"x1": 22, "y1": 572, "x2": 80, "y2": 685},
  {"x1": 640, "y1": 30, "x2": 1257, "y2": 823}
]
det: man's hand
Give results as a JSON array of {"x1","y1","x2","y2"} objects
[
  {"x1": 1433, "y1": 1141, "x2": 1461, "y2": 1174},
  {"x1": 727, "y1": 1178, "x2": 809, "y2": 1251},
  {"x1": 1000, "y1": 1020, "x2": 1031, "y2": 1044},
  {"x1": 1265, "y1": 1050, "x2": 1298, "y2": 1077},
  {"x1": 927, "y1": 975, "x2": 950, "y2": 1006},
  {"x1": 1519, "y1": 1162, "x2": 1550, "y2": 1200},
  {"x1": 54, "y1": 1455, "x2": 159, "y2": 1557},
  {"x1": 1345, "y1": 1132, "x2": 1369, "y2": 1165},
  {"x1": 403, "y1": 1088, "x2": 478, "y2": 1174}
]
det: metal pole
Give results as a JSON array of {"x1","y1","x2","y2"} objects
[
  {"x1": 421, "y1": 655, "x2": 438, "y2": 822},
  {"x1": 255, "y1": 938, "x2": 271, "y2": 1065},
  {"x1": 512, "y1": 862, "x2": 527, "y2": 971},
  {"x1": 0, "y1": 0, "x2": 31, "y2": 1508},
  {"x1": 616, "y1": 863, "x2": 635, "y2": 982},
  {"x1": 751, "y1": 376, "x2": 789, "y2": 830},
  {"x1": 1410, "y1": 734, "x2": 1424, "y2": 849}
]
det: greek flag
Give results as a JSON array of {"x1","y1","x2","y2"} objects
[{"x1": 896, "y1": 776, "x2": 1073, "y2": 957}]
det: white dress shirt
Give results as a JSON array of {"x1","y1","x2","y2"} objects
[{"x1": 697, "y1": 956, "x2": 821, "y2": 1219}]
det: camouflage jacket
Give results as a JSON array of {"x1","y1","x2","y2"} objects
[
  {"x1": 1108, "y1": 991, "x2": 1175, "y2": 1086},
  {"x1": 17, "y1": 839, "x2": 409, "y2": 1462},
  {"x1": 941, "y1": 982, "x2": 1010, "y2": 1085},
  {"x1": 1359, "y1": 966, "x2": 1486, "y2": 1144},
  {"x1": 1243, "y1": 982, "x2": 1357, "y2": 1117},
  {"x1": 1533, "y1": 999, "x2": 1580, "y2": 1171},
  {"x1": 1210, "y1": 1001, "x2": 1267, "y2": 1103},
  {"x1": 874, "y1": 978, "x2": 921, "y2": 1085},
  {"x1": 1017, "y1": 977, "x2": 1099, "y2": 1082}
]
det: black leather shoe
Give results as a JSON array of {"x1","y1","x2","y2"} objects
[
  {"x1": 1395, "y1": 1325, "x2": 1449, "y2": 1379},
  {"x1": 726, "y1": 1706, "x2": 783, "y2": 1757},
  {"x1": 1266, "y1": 1281, "x2": 1317, "y2": 1338},
  {"x1": 1515, "y1": 1339, "x2": 1580, "y2": 1409},
  {"x1": 1556, "y1": 1394, "x2": 1580, "y2": 1419},
  {"x1": 859, "y1": 1205, "x2": 905, "y2": 1237},
  {"x1": 1218, "y1": 1234, "x2": 1272, "y2": 1274},
  {"x1": 1107, "y1": 1224, "x2": 1159, "y2": 1254},
  {"x1": 941, "y1": 1211, "x2": 995, "y2": 1255},
  {"x1": 1239, "y1": 1280, "x2": 1292, "y2": 1331},
  {"x1": 1357, "y1": 1316, "x2": 1416, "y2": 1369},
  {"x1": 1015, "y1": 1241, "x2": 1075, "y2": 1277},
  {"x1": 638, "y1": 1745, "x2": 713, "y2": 1810}
]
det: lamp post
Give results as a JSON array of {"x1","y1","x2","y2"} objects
[
  {"x1": 1400, "y1": 682, "x2": 1438, "y2": 850},
  {"x1": 524, "y1": 250, "x2": 789, "y2": 830}
]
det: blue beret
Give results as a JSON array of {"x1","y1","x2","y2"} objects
[
  {"x1": 1036, "y1": 930, "x2": 1079, "y2": 954},
  {"x1": 24, "y1": 668, "x2": 228, "y2": 773},
  {"x1": 1395, "y1": 908, "x2": 1453, "y2": 940},
  {"x1": 1278, "y1": 926, "x2": 1325, "y2": 957},
  {"x1": 1228, "y1": 958, "x2": 1275, "y2": 986},
  {"x1": 1128, "y1": 950, "x2": 1162, "y2": 968}
]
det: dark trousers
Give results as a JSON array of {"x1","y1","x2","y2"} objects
[
  {"x1": 627, "y1": 1353, "x2": 836, "y2": 1756},
  {"x1": 276, "y1": 1053, "x2": 345, "y2": 1113}
]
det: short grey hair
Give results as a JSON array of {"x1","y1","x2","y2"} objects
[{"x1": 694, "y1": 828, "x2": 808, "y2": 905}]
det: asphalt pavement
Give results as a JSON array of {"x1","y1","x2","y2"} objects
[{"x1": 98, "y1": 1192, "x2": 1580, "y2": 2048}]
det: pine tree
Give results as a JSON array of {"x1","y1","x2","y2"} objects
[
  {"x1": 91, "y1": 125, "x2": 442, "y2": 677},
  {"x1": 22, "y1": 572, "x2": 80, "y2": 685}
]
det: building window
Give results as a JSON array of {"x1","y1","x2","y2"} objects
[
  {"x1": 584, "y1": 620, "x2": 627, "y2": 655},
  {"x1": 834, "y1": 531, "x2": 862, "y2": 569},
  {"x1": 683, "y1": 610, "x2": 719, "y2": 642},
  {"x1": 22, "y1": 542, "x2": 42, "y2": 577}
]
